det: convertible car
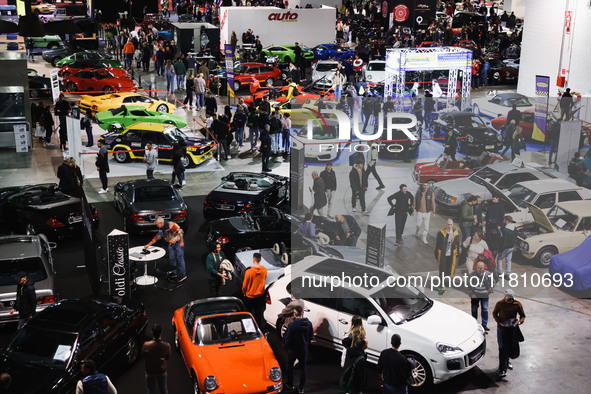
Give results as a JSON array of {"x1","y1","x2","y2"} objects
[
  {"x1": 96, "y1": 105, "x2": 187, "y2": 131},
  {"x1": 59, "y1": 62, "x2": 127, "y2": 78},
  {"x1": 172, "y1": 297, "x2": 282, "y2": 394},
  {"x1": 63, "y1": 68, "x2": 137, "y2": 93},
  {"x1": 203, "y1": 172, "x2": 289, "y2": 220},
  {"x1": 412, "y1": 152, "x2": 503, "y2": 184},
  {"x1": 77, "y1": 92, "x2": 175, "y2": 114},
  {"x1": 430, "y1": 111, "x2": 504, "y2": 153},
  {"x1": 0, "y1": 184, "x2": 99, "y2": 240}
]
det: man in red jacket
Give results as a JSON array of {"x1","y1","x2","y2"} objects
[{"x1": 242, "y1": 252, "x2": 267, "y2": 328}]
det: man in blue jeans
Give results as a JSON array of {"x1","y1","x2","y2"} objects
[
  {"x1": 469, "y1": 261, "x2": 493, "y2": 331},
  {"x1": 143, "y1": 217, "x2": 186, "y2": 282},
  {"x1": 284, "y1": 305, "x2": 313, "y2": 394}
]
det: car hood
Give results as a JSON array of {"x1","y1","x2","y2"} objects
[
  {"x1": 133, "y1": 200, "x2": 183, "y2": 212},
  {"x1": 199, "y1": 341, "x2": 273, "y2": 391},
  {"x1": 479, "y1": 177, "x2": 520, "y2": 212},
  {"x1": 436, "y1": 177, "x2": 482, "y2": 196},
  {"x1": 400, "y1": 300, "x2": 478, "y2": 346},
  {"x1": 1, "y1": 356, "x2": 68, "y2": 394},
  {"x1": 526, "y1": 203, "x2": 554, "y2": 232}
]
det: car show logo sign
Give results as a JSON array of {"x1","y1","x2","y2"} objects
[
  {"x1": 107, "y1": 229, "x2": 130, "y2": 301},
  {"x1": 268, "y1": 11, "x2": 298, "y2": 22},
  {"x1": 393, "y1": 4, "x2": 410, "y2": 22}
]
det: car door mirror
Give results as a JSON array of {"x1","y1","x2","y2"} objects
[
  {"x1": 114, "y1": 183, "x2": 123, "y2": 192},
  {"x1": 366, "y1": 315, "x2": 383, "y2": 325},
  {"x1": 48, "y1": 242, "x2": 57, "y2": 250}
]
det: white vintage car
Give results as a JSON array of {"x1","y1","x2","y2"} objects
[
  {"x1": 471, "y1": 92, "x2": 533, "y2": 119},
  {"x1": 516, "y1": 201, "x2": 591, "y2": 266},
  {"x1": 264, "y1": 256, "x2": 486, "y2": 389},
  {"x1": 482, "y1": 178, "x2": 591, "y2": 223}
]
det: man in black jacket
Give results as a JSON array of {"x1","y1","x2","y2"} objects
[
  {"x1": 204, "y1": 91, "x2": 217, "y2": 115},
  {"x1": 497, "y1": 215, "x2": 517, "y2": 277},
  {"x1": 377, "y1": 334, "x2": 414, "y2": 394},
  {"x1": 335, "y1": 214, "x2": 361, "y2": 246},
  {"x1": 387, "y1": 184, "x2": 415, "y2": 246},
  {"x1": 349, "y1": 161, "x2": 368, "y2": 214},
  {"x1": 505, "y1": 104, "x2": 522, "y2": 128},
  {"x1": 309, "y1": 171, "x2": 327, "y2": 217},
  {"x1": 443, "y1": 129, "x2": 458, "y2": 160},
  {"x1": 96, "y1": 140, "x2": 110, "y2": 194},
  {"x1": 57, "y1": 157, "x2": 76, "y2": 196},
  {"x1": 320, "y1": 162, "x2": 337, "y2": 217},
  {"x1": 284, "y1": 306, "x2": 313, "y2": 394},
  {"x1": 10, "y1": 272, "x2": 36, "y2": 329},
  {"x1": 260, "y1": 124, "x2": 271, "y2": 172}
]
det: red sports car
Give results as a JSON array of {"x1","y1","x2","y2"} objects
[
  {"x1": 59, "y1": 64, "x2": 128, "y2": 79},
  {"x1": 63, "y1": 68, "x2": 138, "y2": 93},
  {"x1": 412, "y1": 152, "x2": 503, "y2": 184},
  {"x1": 244, "y1": 80, "x2": 333, "y2": 106},
  {"x1": 230, "y1": 63, "x2": 282, "y2": 92}
]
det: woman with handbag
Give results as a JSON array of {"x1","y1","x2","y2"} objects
[
  {"x1": 205, "y1": 243, "x2": 228, "y2": 297},
  {"x1": 340, "y1": 315, "x2": 368, "y2": 394}
]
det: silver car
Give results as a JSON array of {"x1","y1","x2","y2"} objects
[{"x1": 0, "y1": 235, "x2": 57, "y2": 322}]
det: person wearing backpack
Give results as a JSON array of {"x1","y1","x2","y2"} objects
[{"x1": 340, "y1": 315, "x2": 367, "y2": 394}]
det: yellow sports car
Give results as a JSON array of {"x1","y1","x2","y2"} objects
[
  {"x1": 77, "y1": 92, "x2": 175, "y2": 115},
  {"x1": 271, "y1": 97, "x2": 339, "y2": 127}
]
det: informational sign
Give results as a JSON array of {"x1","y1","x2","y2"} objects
[
  {"x1": 387, "y1": 49, "x2": 472, "y2": 72},
  {"x1": 366, "y1": 223, "x2": 386, "y2": 268},
  {"x1": 224, "y1": 44, "x2": 234, "y2": 98},
  {"x1": 107, "y1": 229, "x2": 130, "y2": 301},
  {"x1": 13, "y1": 124, "x2": 28, "y2": 153},
  {"x1": 50, "y1": 69, "x2": 60, "y2": 103},
  {"x1": 290, "y1": 145, "x2": 305, "y2": 213},
  {"x1": 532, "y1": 75, "x2": 550, "y2": 142}
]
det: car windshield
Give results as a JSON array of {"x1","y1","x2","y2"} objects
[
  {"x1": 455, "y1": 115, "x2": 487, "y2": 128},
  {"x1": 135, "y1": 186, "x2": 175, "y2": 202},
  {"x1": 506, "y1": 185, "x2": 537, "y2": 208},
  {"x1": 504, "y1": 97, "x2": 531, "y2": 107},
  {"x1": 315, "y1": 63, "x2": 337, "y2": 72},
  {"x1": 469, "y1": 166, "x2": 503, "y2": 185},
  {"x1": 163, "y1": 128, "x2": 188, "y2": 142},
  {"x1": 547, "y1": 206, "x2": 578, "y2": 232},
  {"x1": 297, "y1": 123, "x2": 337, "y2": 139},
  {"x1": 93, "y1": 70, "x2": 115, "y2": 80},
  {"x1": 371, "y1": 287, "x2": 433, "y2": 324},
  {"x1": 368, "y1": 62, "x2": 385, "y2": 71},
  {"x1": 0, "y1": 257, "x2": 48, "y2": 286},
  {"x1": 435, "y1": 154, "x2": 449, "y2": 169},
  {"x1": 234, "y1": 64, "x2": 247, "y2": 74},
  {"x1": 86, "y1": 52, "x2": 102, "y2": 60},
  {"x1": 194, "y1": 313, "x2": 260, "y2": 345},
  {"x1": 6, "y1": 325, "x2": 76, "y2": 369}
]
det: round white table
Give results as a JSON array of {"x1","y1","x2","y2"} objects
[{"x1": 129, "y1": 246, "x2": 166, "y2": 286}]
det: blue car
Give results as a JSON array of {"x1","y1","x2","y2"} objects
[{"x1": 312, "y1": 44, "x2": 356, "y2": 60}]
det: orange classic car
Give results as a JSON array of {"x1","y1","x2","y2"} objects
[{"x1": 172, "y1": 297, "x2": 282, "y2": 394}]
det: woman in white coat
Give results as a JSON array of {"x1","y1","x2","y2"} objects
[{"x1": 463, "y1": 230, "x2": 488, "y2": 274}]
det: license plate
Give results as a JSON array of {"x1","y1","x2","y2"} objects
[
  {"x1": 68, "y1": 215, "x2": 82, "y2": 224},
  {"x1": 485, "y1": 145, "x2": 494, "y2": 149},
  {"x1": 470, "y1": 350, "x2": 484, "y2": 364},
  {"x1": 219, "y1": 204, "x2": 234, "y2": 211},
  {"x1": 306, "y1": 154, "x2": 315, "y2": 158}
]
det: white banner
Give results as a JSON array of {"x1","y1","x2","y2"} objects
[{"x1": 50, "y1": 68, "x2": 60, "y2": 103}]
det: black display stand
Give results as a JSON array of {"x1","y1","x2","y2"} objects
[{"x1": 366, "y1": 223, "x2": 386, "y2": 268}]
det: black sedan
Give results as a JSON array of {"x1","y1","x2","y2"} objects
[
  {"x1": 0, "y1": 184, "x2": 99, "y2": 240},
  {"x1": 113, "y1": 179, "x2": 188, "y2": 234},
  {"x1": 377, "y1": 117, "x2": 422, "y2": 159},
  {"x1": 206, "y1": 207, "x2": 292, "y2": 258},
  {"x1": 0, "y1": 298, "x2": 147, "y2": 394},
  {"x1": 203, "y1": 172, "x2": 289, "y2": 220},
  {"x1": 429, "y1": 111, "x2": 503, "y2": 154}
]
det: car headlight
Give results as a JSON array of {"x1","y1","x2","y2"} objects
[
  {"x1": 520, "y1": 241, "x2": 529, "y2": 252},
  {"x1": 270, "y1": 367, "x2": 282, "y2": 382},
  {"x1": 476, "y1": 324, "x2": 485, "y2": 335},
  {"x1": 449, "y1": 196, "x2": 457, "y2": 203},
  {"x1": 467, "y1": 134, "x2": 474, "y2": 142},
  {"x1": 204, "y1": 376, "x2": 217, "y2": 391},
  {"x1": 437, "y1": 343, "x2": 463, "y2": 355},
  {"x1": 42, "y1": 84, "x2": 48, "y2": 89}
]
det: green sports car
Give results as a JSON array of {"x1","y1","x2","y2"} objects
[
  {"x1": 260, "y1": 45, "x2": 315, "y2": 63},
  {"x1": 95, "y1": 106, "x2": 188, "y2": 131},
  {"x1": 57, "y1": 51, "x2": 122, "y2": 68}
]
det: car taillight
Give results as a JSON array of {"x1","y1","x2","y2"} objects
[
  {"x1": 131, "y1": 213, "x2": 146, "y2": 222},
  {"x1": 92, "y1": 105, "x2": 98, "y2": 110},
  {"x1": 37, "y1": 295, "x2": 56, "y2": 305},
  {"x1": 46, "y1": 218, "x2": 65, "y2": 228},
  {"x1": 174, "y1": 210, "x2": 186, "y2": 219},
  {"x1": 216, "y1": 236, "x2": 229, "y2": 245},
  {"x1": 238, "y1": 203, "x2": 252, "y2": 213},
  {"x1": 92, "y1": 208, "x2": 99, "y2": 219},
  {"x1": 76, "y1": 100, "x2": 80, "y2": 105},
  {"x1": 203, "y1": 199, "x2": 213, "y2": 209},
  {"x1": 266, "y1": 291, "x2": 271, "y2": 305}
]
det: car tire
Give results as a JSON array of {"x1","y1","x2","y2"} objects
[
  {"x1": 47, "y1": 42, "x2": 59, "y2": 49},
  {"x1": 103, "y1": 86, "x2": 114, "y2": 92},
  {"x1": 156, "y1": 104, "x2": 168, "y2": 113},
  {"x1": 124, "y1": 336, "x2": 140, "y2": 365},
  {"x1": 233, "y1": 81, "x2": 240, "y2": 92},
  {"x1": 236, "y1": 246, "x2": 252, "y2": 253},
  {"x1": 114, "y1": 148, "x2": 130, "y2": 163},
  {"x1": 472, "y1": 103, "x2": 480, "y2": 115},
  {"x1": 191, "y1": 372, "x2": 202, "y2": 394},
  {"x1": 173, "y1": 325, "x2": 181, "y2": 354},
  {"x1": 66, "y1": 82, "x2": 77, "y2": 92},
  {"x1": 266, "y1": 77, "x2": 274, "y2": 86},
  {"x1": 182, "y1": 154, "x2": 194, "y2": 168},
  {"x1": 61, "y1": 71, "x2": 70, "y2": 78},
  {"x1": 51, "y1": 57, "x2": 62, "y2": 67},
  {"x1": 25, "y1": 223, "x2": 38, "y2": 235},
  {"x1": 535, "y1": 246, "x2": 557, "y2": 267},
  {"x1": 404, "y1": 353, "x2": 433, "y2": 389}
]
